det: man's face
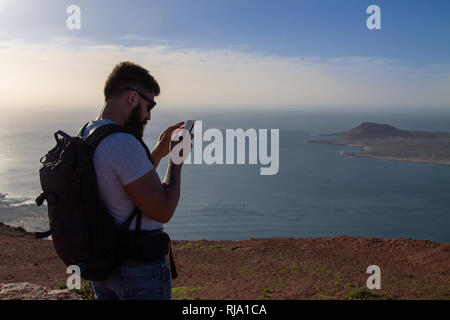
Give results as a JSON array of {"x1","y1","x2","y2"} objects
[{"x1": 125, "y1": 90, "x2": 155, "y2": 138}]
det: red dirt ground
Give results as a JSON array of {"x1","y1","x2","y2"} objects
[{"x1": 0, "y1": 224, "x2": 449, "y2": 300}]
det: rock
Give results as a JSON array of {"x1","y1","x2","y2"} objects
[
  {"x1": 0, "y1": 223, "x2": 36, "y2": 238},
  {"x1": 0, "y1": 282, "x2": 82, "y2": 300}
]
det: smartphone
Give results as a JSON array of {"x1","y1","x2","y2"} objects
[{"x1": 184, "y1": 120, "x2": 195, "y2": 133}]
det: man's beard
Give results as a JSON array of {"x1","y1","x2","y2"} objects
[{"x1": 126, "y1": 104, "x2": 147, "y2": 138}]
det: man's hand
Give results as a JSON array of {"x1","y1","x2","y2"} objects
[
  {"x1": 169, "y1": 127, "x2": 194, "y2": 165},
  {"x1": 151, "y1": 121, "x2": 184, "y2": 168}
]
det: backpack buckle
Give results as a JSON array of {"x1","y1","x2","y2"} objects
[
  {"x1": 35, "y1": 192, "x2": 46, "y2": 206},
  {"x1": 35, "y1": 192, "x2": 57, "y2": 206}
]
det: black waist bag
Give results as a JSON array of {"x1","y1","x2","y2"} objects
[{"x1": 120, "y1": 212, "x2": 177, "y2": 279}]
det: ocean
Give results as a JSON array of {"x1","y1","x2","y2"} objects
[{"x1": 1, "y1": 106, "x2": 450, "y2": 242}]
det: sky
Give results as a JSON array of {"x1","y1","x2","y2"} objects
[{"x1": 0, "y1": 0, "x2": 449, "y2": 112}]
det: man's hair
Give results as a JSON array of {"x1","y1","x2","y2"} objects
[{"x1": 103, "y1": 61, "x2": 160, "y2": 101}]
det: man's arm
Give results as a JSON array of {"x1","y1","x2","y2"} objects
[
  {"x1": 161, "y1": 157, "x2": 182, "y2": 218},
  {"x1": 150, "y1": 146, "x2": 164, "y2": 169},
  {"x1": 124, "y1": 156, "x2": 182, "y2": 224}
]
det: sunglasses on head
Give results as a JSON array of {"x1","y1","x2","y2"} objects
[{"x1": 124, "y1": 86, "x2": 157, "y2": 111}]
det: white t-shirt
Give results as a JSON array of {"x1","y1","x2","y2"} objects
[{"x1": 81, "y1": 119, "x2": 163, "y2": 231}]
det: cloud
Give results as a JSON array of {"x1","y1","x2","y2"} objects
[
  {"x1": 0, "y1": 37, "x2": 449, "y2": 111},
  {"x1": 117, "y1": 34, "x2": 184, "y2": 46}
]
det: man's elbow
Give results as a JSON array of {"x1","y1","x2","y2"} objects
[
  {"x1": 141, "y1": 206, "x2": 173, "y2": 224},
  {"x1": 160, "y1": 207, "x2": 175, "y2": 224},
  {"x1": 155, "y1": 212, "x2": 171, "y2": 224}
]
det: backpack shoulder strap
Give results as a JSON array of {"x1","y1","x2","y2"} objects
[
  {"x1": 78, "y1": 121, "x2": 153, "y2": 164},
  {"x1": 135, "y1": 136, "x2": 154, "y2": 165},
  {"x1": 81, "y1": 123, "x2": 135, "y2": 154},
  {"x1": 77, "y1": 122, "x2": 90, "y2": 137}
]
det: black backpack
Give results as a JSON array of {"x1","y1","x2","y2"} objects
[{"x1": 34, "y1": 122, "x2": 177, "y2": 281}]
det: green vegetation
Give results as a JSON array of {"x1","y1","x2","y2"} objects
[
  {"x1": 177, "y1": 244, "x2": 207, "y2": 250},
  {"x1": 288, "y1": 263, "x2": 299, "y2": 271},
  {"x1": 72, "y1": 280, "x2": 95, "y2": 300},
  {"x1": 51, "y1": 279, "x2": 68, "y2": 290},
  {"x1": 347, "y1": 288, "x2": 387, "y2": 300},
  {"x1": 51, "y1": 279, "x2": 94, "y2": 300},
  {"x1": 177, "y1": 245, "x2": 196, "y2": 250},
  {"x1": 172, "y1": 286, "x2": 206, "y2": 300},
  {"x1": 259, "y1": 287, "x2": 273, "y2": 299},
  {"x1": 237, "y1": 265, "x2": 254, "y2": 276},
  {"x1": 207, "y1": 245, "x2": 226, "y2": 251},
  {"x1": 313, "y1": 293, "x2": 337, "y2": 300},
  {"x1": 177, "y1": 244, "x2": 227, "y2": 251}
]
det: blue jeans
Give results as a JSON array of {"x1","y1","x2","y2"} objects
[{"x1": 93, "y1": 257, "x2": 172, "y2": 300}]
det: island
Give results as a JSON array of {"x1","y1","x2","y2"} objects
[{"x1": 309, "y1": 122, "x2": 450, "y2": 165}]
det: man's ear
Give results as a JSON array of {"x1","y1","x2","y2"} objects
[{"x1": 126, "y1": 90, "x2": 138, "y2": 107}]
